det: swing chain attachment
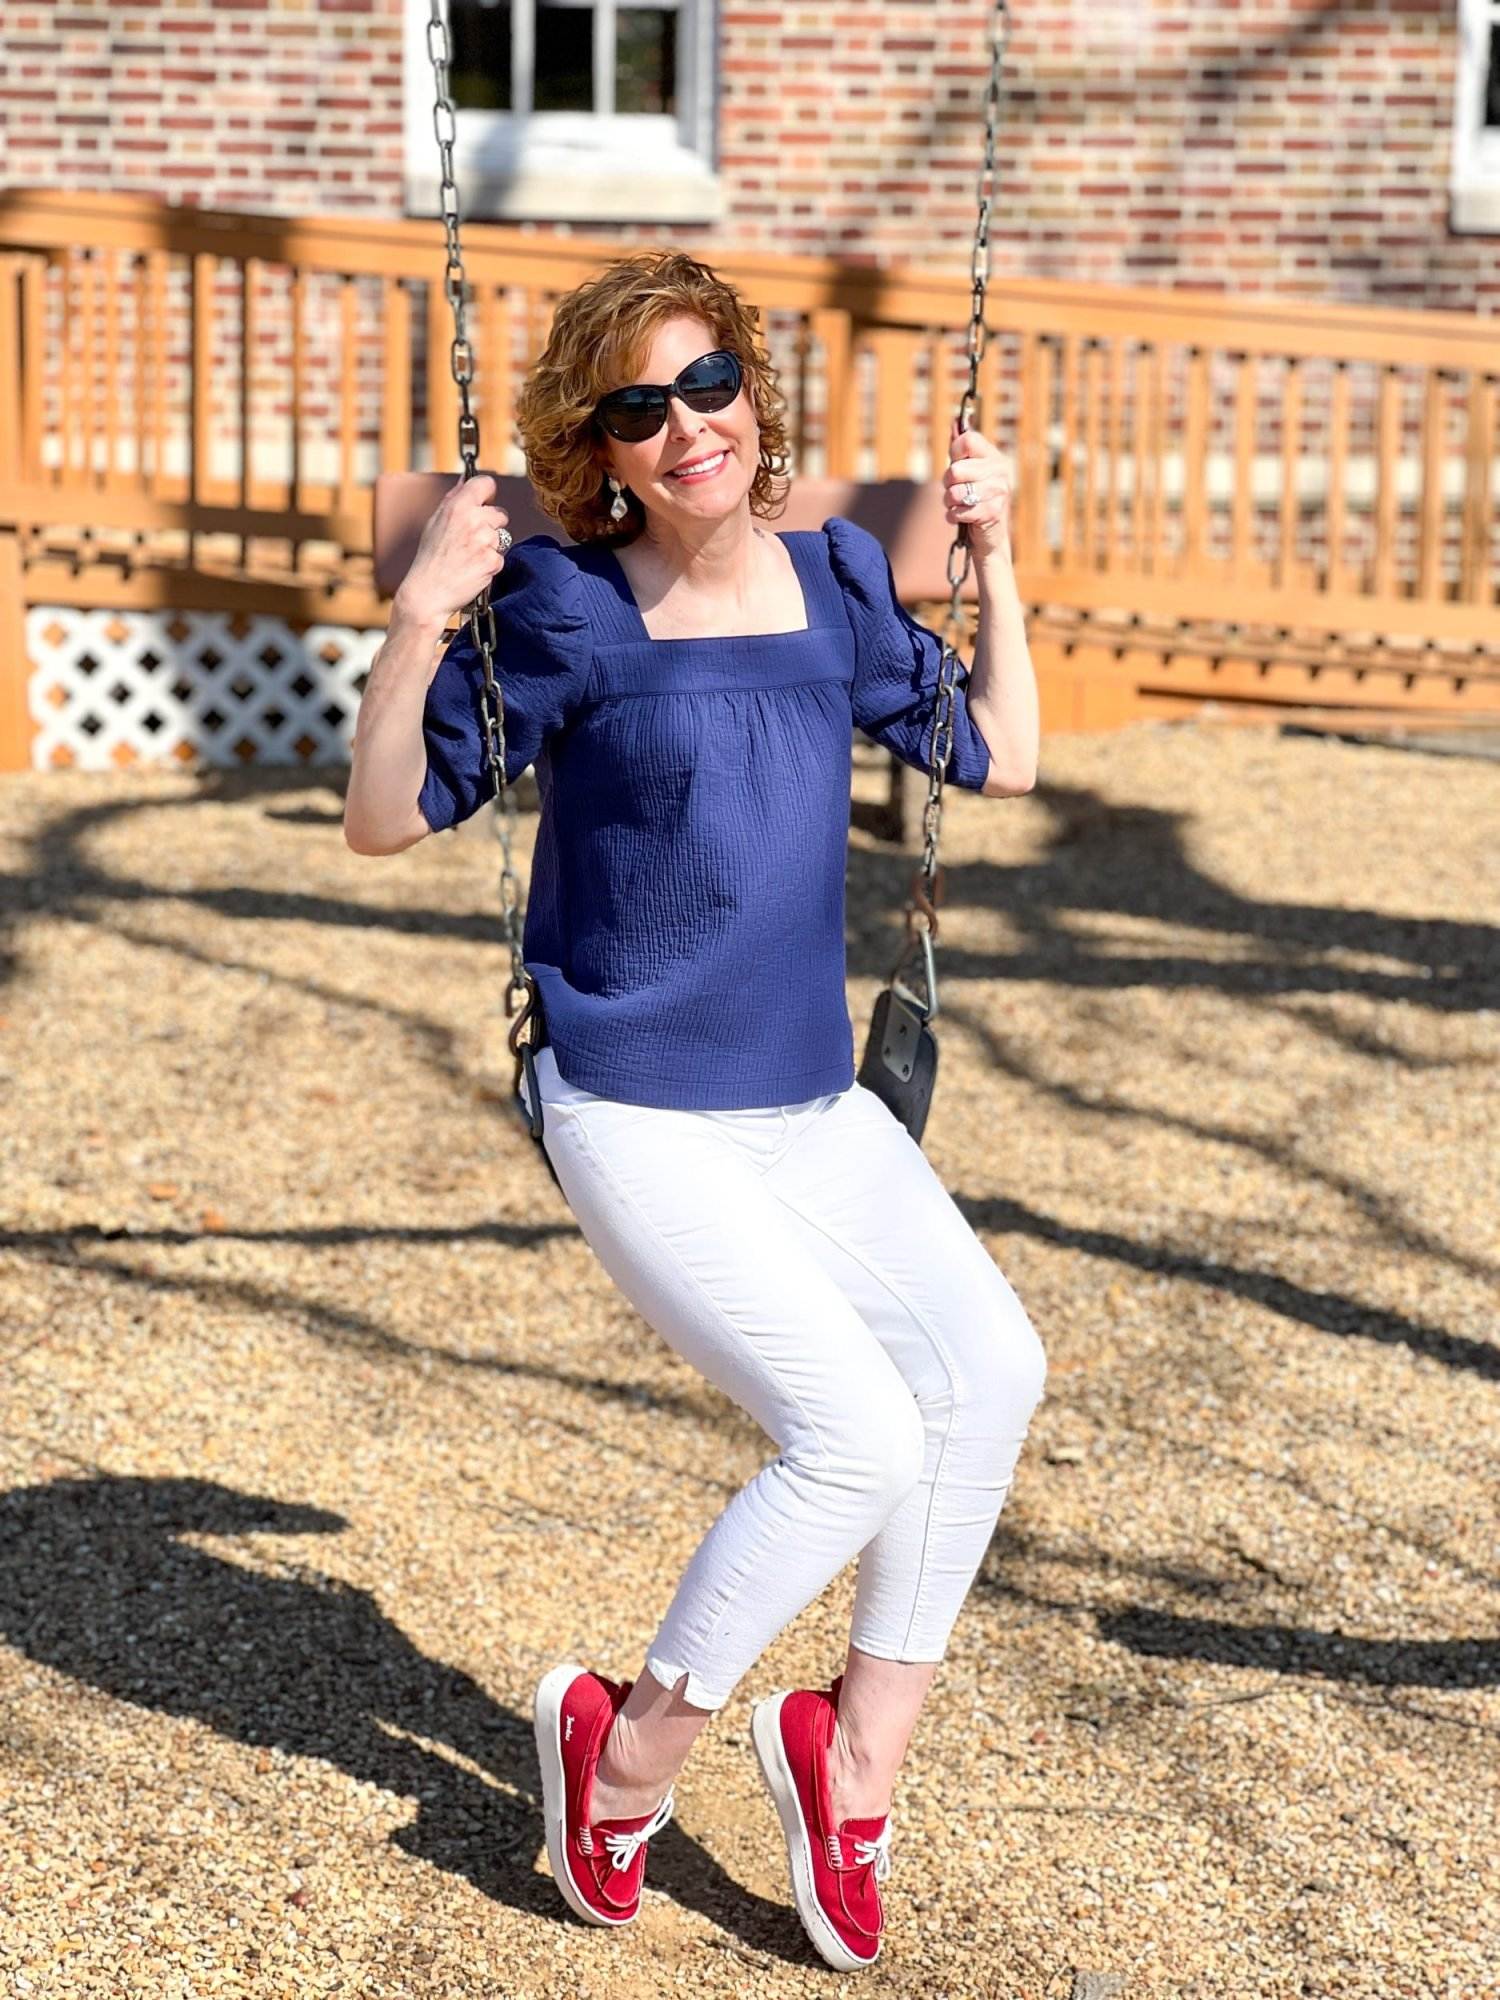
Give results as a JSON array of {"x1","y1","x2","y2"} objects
[
  {"x1": 426, "y1": 1, "x2": 536, "y2": 1074},
  {"x1": 889, "y1": 0, "x2": 1010, "y2": 1025}
]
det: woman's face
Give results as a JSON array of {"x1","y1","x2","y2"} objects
[{"x1": 594, "y1": 313, "x2": 758, "y2": 530}]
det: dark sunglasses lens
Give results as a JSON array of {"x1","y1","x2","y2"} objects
[
  {"x1": 679, "y1": 351, "x2": 742, "y2": 410},
  {"x1": 598, "y1": 387, "x2": 667, "y2": 442},
  {"x1": 596, "y1": 352, "x2": 741, "y2": 440}
]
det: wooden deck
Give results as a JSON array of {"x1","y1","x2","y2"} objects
[{"x1": 2, "y1": 189, "x2": 1497, "y2": 777}]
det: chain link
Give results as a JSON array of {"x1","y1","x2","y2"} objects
[
  {"x1": 425, "y1": 0, "x2": 533, "y2": 1061},
  {"x1": 423, "y1": 0, "x2": 1010, "y2": 1057},
  {"x1": 898, "y1": 0, "x2": 1010, "y2": 1023}
]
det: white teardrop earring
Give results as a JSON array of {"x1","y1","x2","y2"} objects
[{"x1": 608, "y1": 476, "x2": 629, "y2": 525}]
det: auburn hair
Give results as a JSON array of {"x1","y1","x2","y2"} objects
[{"x1": 513, "y1": 248, "x2": 792, "y2": 546}]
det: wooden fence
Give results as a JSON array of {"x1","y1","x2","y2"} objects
[{"x1": 2, "y1": 187, "x2": 1498, "y2": 772}]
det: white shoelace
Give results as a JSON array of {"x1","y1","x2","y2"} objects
[
  {"x1": 600, "y1": 1783, "x2": 675, "y2": 1872},
  {"x1": 849, "y1": 1821, "x2": 894, "y2": 1882}
]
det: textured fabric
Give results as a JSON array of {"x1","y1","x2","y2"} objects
[
  {"x1": 825, "y1": 516, "x2": 992, "y2": 784},
  {"x1": 521, "y1": 1039, "x2": 1047, "y2": 1712},
  {"x1": 418, "y1": 515, "x2": 993, "y2": 1110}
]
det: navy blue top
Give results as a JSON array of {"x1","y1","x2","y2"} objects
[{"x1": 417, "y1": 515, "x2": 992, "y2": 1109}]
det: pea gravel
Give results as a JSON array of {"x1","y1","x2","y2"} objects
[{"x1": 0, "y1": 720, "x2": 1496, "y2": 2000}]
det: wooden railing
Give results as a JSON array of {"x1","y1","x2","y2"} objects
[{"x1": 1, "y1": 187, "x2": 1497, "y2": 767}]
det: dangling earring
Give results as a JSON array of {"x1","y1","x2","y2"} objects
[{"x1": 607, "y1": 475, "x2": 629, "y2": 525}]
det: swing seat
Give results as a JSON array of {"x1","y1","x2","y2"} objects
[{"x1": 371, "y1": 470, "x2": 977, "y2": 609}]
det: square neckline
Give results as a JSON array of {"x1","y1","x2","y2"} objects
[{"x1": 597, "y1": 529, "x2": 822, "y2": 646}]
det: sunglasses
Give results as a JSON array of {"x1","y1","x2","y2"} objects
[{"x1": 593, "y1": 348, "x2": 744, "y2": 444}]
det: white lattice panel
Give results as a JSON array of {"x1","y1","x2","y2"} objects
[{"x1": 26, "y1": 608, "x2": 385, "y2": 770}]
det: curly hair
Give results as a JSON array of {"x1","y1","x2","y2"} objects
[{"x1": 513, "y1": 248, "x2": 792, "y2": 546}]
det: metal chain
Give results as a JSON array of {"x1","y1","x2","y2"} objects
[
  {"x1": 425, "y1": 0, "x2": 534, "y2": 1062},
  {"x1": 896, "y1": 0, "x2": 1010, "y2": 1024}
]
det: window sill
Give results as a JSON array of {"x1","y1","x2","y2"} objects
[
  {"x1": 406, "y1": 151, "x2": 725, "y2": 225},
  {"x1": 1451, "y1": 181, "x2": 1500, "y2": 233}
]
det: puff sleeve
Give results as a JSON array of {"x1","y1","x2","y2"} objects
[
  {"x1": 824, "y1": 514, "x2": 992, "y2": 792},
  {"x1": 417, "y1": 535, "x2": 593, "y2": 832}
]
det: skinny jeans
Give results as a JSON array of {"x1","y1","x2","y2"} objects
[{"x1": 523, "y1": 1042, "x2": 1047, "y2": 1712}]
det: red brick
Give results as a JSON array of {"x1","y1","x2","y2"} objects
[{"x1": 0, "y1": 0, "x2": 1490, "y2": 309}]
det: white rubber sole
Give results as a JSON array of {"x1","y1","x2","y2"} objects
[
  {"x1": 750, "y1": 1689, "x2": 880, "y2": 1972},
  {"x1": 533, "y1": 1661, "x2": 637, "y2": 1927}
]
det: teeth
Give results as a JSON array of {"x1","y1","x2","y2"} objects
[{"x1": 672, "y1": 451, "x2": 726, "y2": 477}]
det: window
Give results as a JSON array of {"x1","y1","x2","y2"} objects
[
  {"x1": 1452, "y1": 0, "x2": 1500, "y2": 229},
  {"x1": 404, "y1": 0, "x2": 722, "y2": 224}
]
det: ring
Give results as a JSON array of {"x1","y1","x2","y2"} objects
[
  {"x1": 960, "y1": 481, "x2": 977, "y2": 508},
  {"x1": 496, "y1": 526, "x2": 513, "y2": 554}
]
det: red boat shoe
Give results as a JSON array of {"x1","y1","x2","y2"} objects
[
  {"x1": 751, "y1": 1672, "x2": 893, "y2": 1970},
  {"x1": 534, "y1": 1662, "x2": 675, "y2": 1926}
]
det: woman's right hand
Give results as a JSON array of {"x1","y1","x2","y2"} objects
[{"x1": 392, "y1": 472, "x2": 512, "y2": 632}]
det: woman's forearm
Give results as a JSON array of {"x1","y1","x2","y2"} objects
[
  {"x1": 965, "y1": 551, "x2": 1039, "y2": 794},
  {"x1": 343, "y1": 601, "x2": 451, "y2": 853}
]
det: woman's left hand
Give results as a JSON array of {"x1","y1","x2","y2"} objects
[{"x1": 942, "y1": 417, "x2": 1013, "y2": 564}]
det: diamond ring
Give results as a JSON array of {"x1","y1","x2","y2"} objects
[
  {"x1": 496, "y1": 526, "x2": 513, "y2": 555},
  {"x1": 960, "y1": 480, "x2": 977, "y2": 509}
]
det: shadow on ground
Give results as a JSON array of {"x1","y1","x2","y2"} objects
[{"x1": 0, "y1": 1473, "x2": 814, "y2": 1959}]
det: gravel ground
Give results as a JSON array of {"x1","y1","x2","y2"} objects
[{"x1": 1, "y1": 720, "x2": 1497, "y2": 2000}]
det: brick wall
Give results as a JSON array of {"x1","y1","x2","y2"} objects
[{"x1": 1, "y1": 0, "x2": 1496, "y2": 310}]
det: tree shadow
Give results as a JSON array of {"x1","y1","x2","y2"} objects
[
  {"x1": 1088, "y1": 1604, "x2": 1498, "y2": 1690},
  {"x1": 826, "y1": 0, "x2": 1427, "y2": 313},
  {"x1": 0, "y1": 1221, "x2": 751, "y2": 1511},
  {"x1": 975, "y1": 1527, "x2": 1499, "y2": 1694},
  {"x1": 934, "y1": 991, "x2": 1499, "y2": 1290},
  {"x1": 851, "y1": 778, "x2": 1499, "y2": 1015},
  {"x1": 959, "y1": 1189, "x2": 1498, "y2": 1383},
  {"x1": 0, "y1": 1473, "x2": 806, "y2": 1957},
  {"x1": 4, "y1": 766, "x2": 1493, "y2": 1403},
  {"x1": 12, "y1": 763, "x2": 1496, "y2": 1036}
]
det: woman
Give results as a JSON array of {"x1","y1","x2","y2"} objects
[{"x1": 343, "y1": 250, "x2": 1045, "y2": 1972}]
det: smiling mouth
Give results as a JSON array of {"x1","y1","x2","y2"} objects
[{"x1": 668, "y1": 450, "x2": 729, "y2": 481}]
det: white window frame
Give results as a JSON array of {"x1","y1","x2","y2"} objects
[
  {"x1": 404, "y1": 0, "x2": 723, "y2": 224},
  {"x1": 1451, "y1": 0, "x2": 1500, "y2": 230}
]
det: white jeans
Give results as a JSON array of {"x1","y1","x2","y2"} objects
[{"x1": 523, "y1": 1041, "x2": 1047, "y2": 1712}]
